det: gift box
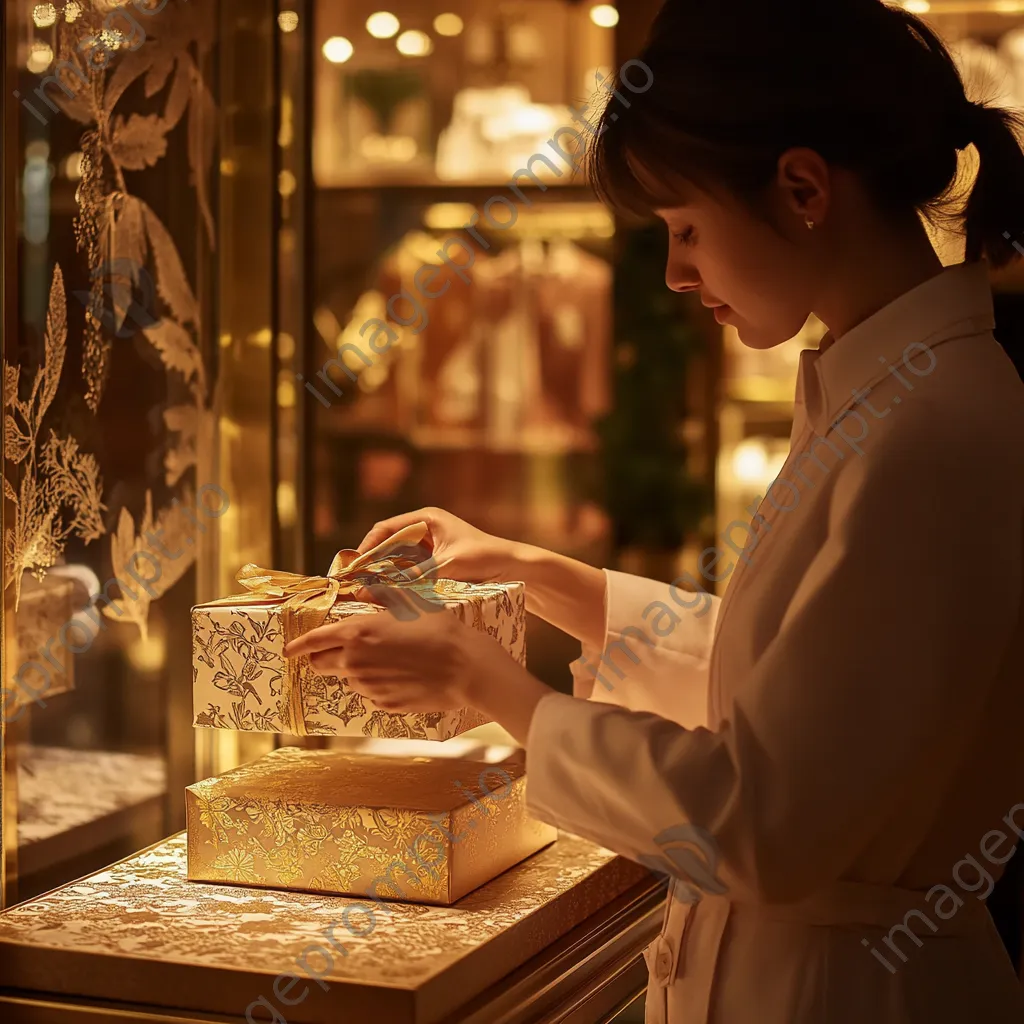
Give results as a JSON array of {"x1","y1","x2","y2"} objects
[
  {"x1": 186, "y1": 746, "x2": 557, "y2": 904},
  {"x1": 191, "y1": 523, "x2": 526, "y2": 740},
  {"x1": 6, "y1": 573, "x2": 78, "y2": 712}
]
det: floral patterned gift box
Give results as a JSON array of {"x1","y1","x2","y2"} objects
[
  {"x1": 191, "y1": 523, "x2": 526, "y2": 740},
  {"x1": 186, "y1": 746, "x2": 557, "y2": 904}
]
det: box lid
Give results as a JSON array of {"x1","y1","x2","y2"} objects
[{"x1": 186, "y1": 745, "x2": 526, "y2": 812}]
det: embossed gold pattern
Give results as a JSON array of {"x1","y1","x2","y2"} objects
[
  {"x1": 192, "y1": 572, "x2": 525, "y2": 739},
  {"x1": 48, "y1": 0, "x2": 218, "y2": 645},
  {"x1": 3, "y1": 266, "x2": 106, "y2": 611},
  {"x1": 186, "y1": 747, "x2": 556, "y2": 903},
  {"x1": 0, "y1": 833, "x2": 648, "y2": 1006},
  {"x1": 56, "y1": 2, "x2": 216, "y2": 416}
]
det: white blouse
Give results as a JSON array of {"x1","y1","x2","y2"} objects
[{"x1": 525, "y1": 262, "x2": 1024, "y2": 1023}]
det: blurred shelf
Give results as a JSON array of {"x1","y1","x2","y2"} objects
[
  {"x1": 319, "y1": 421, "x2": 598, "y2": 455},
  {"x1": 411, "y1": 425, "x2": 597, "y2": 454},
  {"x1": 17, "y1": 746, "x2": 166, "y2": 879},
  {"x1": 725, "y1": 379, "x2": 798, "y2": 405},
  {"x1": 921, "y1": 1, "x2": 1024, "y2": 13},
  {"x1": 317, "y1": 180, "x2": 596, "y2": 200}
]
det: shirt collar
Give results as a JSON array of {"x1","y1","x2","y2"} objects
[{"x1": 797, "y1": 262, "x2": 995, "y2": 430}]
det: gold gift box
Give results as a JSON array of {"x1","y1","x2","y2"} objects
[
  {"x1": 191, "y1": 578, "x2": 525, "y2": 739},
  {"x1": 5, "y1": 573, "x2": 77, "y2": 714},
  {"x1": 186, "y1": 746, "x2": 557, "y2": 904}
]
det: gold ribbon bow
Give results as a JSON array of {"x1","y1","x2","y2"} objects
[{"x1": 207, "y1": 522, "x2": 432, "y2": 736}]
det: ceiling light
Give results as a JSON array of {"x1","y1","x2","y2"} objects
[
  {"x1": 903, "y1": 0, "x2": 930, "y2": 12},
  {"x1": 396, "y1": 30, "x2": 433, "y2": 57},
  {"x1": 26, "y1": 42, "x2": 54, "y2": 73},
  {"x1": 322, "y1": 36, "x2": 354, "y2": 63},
  {"x1": 366, "y1": 12, "x2": 400, "y2": 39},
  {"x1": 434, "y1": 13, "x2": 464, "y2": 36},
  {"x1": 277, "y1": 10, "x2": 299, "y2": 32},
  {"x1": 33, "y1": 4, "x2": 57, "y2": 28},
  {"x1": 589, "y1": 4, "x2": 619, "y2": 28}
]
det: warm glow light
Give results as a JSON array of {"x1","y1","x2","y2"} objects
[
  {"x1": 98, "y1": 27, "x2": 125, "y2": 51},
  {"x1": 733, "y1": 441, "x2": 769, "y2": 486},
  {"x1": 903, "y1": 0, "x2": 930, "y2": 11},
  {"x1": 396, "y1": 29, "x2": 433, "y2": 57},
  {"x1": 127, "y1": 631, "x2": 166, "y2": 673},
  {"x1": 277, "y1": 481, "x2": 297, "y2": 528},
  {"x1": 64, "y1": 1, "x2": 82, "y2": 21},
  {"x1": 589, "y1": 4, "x2": 619, "y2": 27},
  {"x1": 277, "y1": 10, "x2": 299, "y2": 32},
  {"x1": 359, "y1": 133, "x2": 418, "y2": 162},
  {"x1": 277, "y1": 378, "x2": 296, "y2": 409},
  {"x1": 434, "y1": 13, "x2": 464, "y2": 36},
  {"x1": 424, "y1": 203, "x2": 477, "y2": 230},
  {"x1": 366, "y1": 11, "x2": 400, "y2": 38},
  {"x1": 63, "y1": 151, "x2": 84, "y2": 180},
  {"x1": 322, "y1": 35, "x2": 354, "y2": 63},
  {"x1": 278, "y1": 169, "x2": 297, "y2": 196},
  {"x1": 26, "y1": 42, "x2": 54, "y2": 73},
  {"x1": 33, "y1": 4, "x2": 57, "y2": 28}
]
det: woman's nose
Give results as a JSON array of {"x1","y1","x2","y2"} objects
[{"x1": 666, "y1": 259, "x2": 700, "y2": 294}]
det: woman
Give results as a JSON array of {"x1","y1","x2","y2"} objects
[{"x1": 286, "y1": 2, "x2": 1024, "y2": 1020}]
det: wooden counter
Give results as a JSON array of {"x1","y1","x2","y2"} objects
[{"x1": 0, "y1": 832, "x2": 665, "y2": 1023}]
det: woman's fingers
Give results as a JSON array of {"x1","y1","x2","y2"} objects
[
  {"x1": 283, "y1": 619, "x2": 363, "y2": 658},
  {"x1": 357, "y1": 509, "x2": 440, "y2": 554}
]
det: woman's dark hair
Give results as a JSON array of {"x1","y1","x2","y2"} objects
[{"x1": 589, "y1": 0, "x2": 1024, "y2": 268}]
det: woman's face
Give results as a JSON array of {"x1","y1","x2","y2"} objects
[{"x1": 656, "y1": 188, "x2": 817, "y2": 350}]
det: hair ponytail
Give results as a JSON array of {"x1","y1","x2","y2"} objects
[{"x1": 962, "y1": 103, "x2": 1024, "y2": 268}]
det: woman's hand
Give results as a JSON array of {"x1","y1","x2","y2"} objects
[
  {"x1": 357, "y1": 507, "x2": 517, "y2": 585},
  {"x1": 283, "y1": 608, "x2": 553, "y2": 744},
  {"x1": 358, "y1": 507, "x2": 608, "y2": 649}
]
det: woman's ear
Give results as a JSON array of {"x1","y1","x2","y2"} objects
[{"x1": 776, "y1": 148, "x2": 831, "y2": 229}]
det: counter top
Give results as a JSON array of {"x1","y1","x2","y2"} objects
[{"x1": 0, "y1": 831, "x2": 661, "y2": 1023}]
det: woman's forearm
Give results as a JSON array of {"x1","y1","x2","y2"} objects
[{"x1": 505, "y1": 542, "x2": 607, "y2": 649}]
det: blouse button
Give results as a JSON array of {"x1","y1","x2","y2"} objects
[{"x1": 653, "y1": 936, "x2": 675, "y2": 985}]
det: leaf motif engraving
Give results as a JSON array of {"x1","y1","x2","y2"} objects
[
  {"x1": 38, "y1": 263, "x2": 67, "y2": 420},
  {"x1": 103, "y1": 489, "x2": 198, "y2": 640},
  {"x1": 2, "y1": 265, "x2": 105, "y2": 610},
  {"x1": 4, "y1": 416, "x2": 32, "y2": 465},
  {"x1": 142, "y1": 319, "x2": 205, "y2": 388},
  {"x1": 4, "y1": 364, "x2": 19, "y2": 407},
  {"x1": 109, "y1": 195, "x2": 147, "y2": 333},
  {"x1": 142, "y1": 202, "x2": 199, "y2": 328},
  {"x1": 109, "y1": 113, "x2": 169, "y2": 170},
  {"x1": 187, "y1": 76, "x2": 216, "y2": 248}
]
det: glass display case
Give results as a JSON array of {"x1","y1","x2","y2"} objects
[
  {"x1": 307, "y1": 0, "x2": 617, "y2": 568},
  {"x1": 0, "y1": 0, "x2": 285, "y2": 908},
  {"x1": 0, "y1": 7, "x2": 671, "y2": 1021}
]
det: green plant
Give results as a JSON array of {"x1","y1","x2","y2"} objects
[
  {"x1": 596, "y1": 224, "x2": 710, "y2": 551},
  {"x1": 347, "y1": 70, "x2": 423, "y2": 134}
]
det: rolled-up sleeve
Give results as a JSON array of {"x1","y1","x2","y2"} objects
[
  {"x1": 572, "y1": 569, "x2": 720, "y2": 730},
  {"x1": 528, "y1": 418, "x2": 1021, "y2": 903}
]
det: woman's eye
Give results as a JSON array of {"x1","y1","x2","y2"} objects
[{"x1": 673, "y1": 227, "x2": 696, "y2": 246}]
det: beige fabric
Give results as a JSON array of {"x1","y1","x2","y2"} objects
[{"x1": 526, "y1": 262, "x2": 1024, "y2": 1023}]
